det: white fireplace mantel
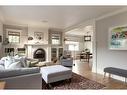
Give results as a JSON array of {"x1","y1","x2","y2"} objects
[
  {"x1": 25, "y1": 43, "x2": 51, "y2": 61},
  {"x1": 24, "y1": 43, "x2": 51, "y2": 47}
]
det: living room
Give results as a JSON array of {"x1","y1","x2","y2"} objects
[{"x1": 1, "y1": 6, "x2": 127, "y2": 90}]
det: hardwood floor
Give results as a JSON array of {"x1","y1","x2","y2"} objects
[{"x1": 72, "y1": 60, "x2": 127, "y2": 89}]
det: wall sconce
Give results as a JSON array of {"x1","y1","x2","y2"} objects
[
  {"x1": 28, "y1": 37, "x2": 33, "y2": 40},
  {"x1": 84, "y1": 35, "x2": 91, "y2": 41}
]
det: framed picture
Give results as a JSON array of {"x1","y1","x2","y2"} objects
[
  {"x1": 0, "y1": 35, "x2": 2, "y2": 42},
  {"x1": 109, "y1": 25, "x2": 127, "y2": 50},
  {"x1": 84, "y1": 35, "x2": 91, "y2": 41},
  {"x1": 34, "y1": 32, "x2": 44, "y2": 41}
]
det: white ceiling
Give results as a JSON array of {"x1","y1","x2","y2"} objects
[
  {"x1": 0, "y1": 6, "x2": 125, "y2": 29},
  {"x1": 66, "y1": 25, "x2": 93, "y2": 36}
]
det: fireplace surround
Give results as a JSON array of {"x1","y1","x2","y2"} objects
[{"x1": 33, "y1": 48, "x2": 46, "y2": 61}]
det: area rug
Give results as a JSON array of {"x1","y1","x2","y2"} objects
[{"x1": 42, "y1": 73, "x2": 105, "y2": 89}]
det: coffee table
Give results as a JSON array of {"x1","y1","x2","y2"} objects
[{"x1": 40, "y1": 65, "x2": 72, "y2": 84}]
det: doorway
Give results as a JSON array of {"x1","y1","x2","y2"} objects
[{"x1": 64, "y1": 24, "x2": 94, "y2": 73}]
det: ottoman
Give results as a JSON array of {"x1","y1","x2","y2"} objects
[{"x1": 40, "y1": 65, "x2": 72, "y2": 83}]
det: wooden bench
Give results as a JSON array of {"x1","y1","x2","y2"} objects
[{"x1": 104, "y1": 67, "x2": 127, "y2": 83}]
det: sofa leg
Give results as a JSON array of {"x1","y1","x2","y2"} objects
[
  {"x1": 109, "y1": 73, "x2": 111, "y2": 79},
  {"x1": 103, "y1": 72, "x2": 106, "y2": 79},
  {"x1": 46, "y1": 83, "x2": 52, "y2": 89}
]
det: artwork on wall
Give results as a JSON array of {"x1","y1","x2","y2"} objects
[
  {"x1": 109, "y1": 25, "x2": 127, "y2": 50},
  {"x1": 34, "y1": 32, "x2": 44, "y2": 41}
]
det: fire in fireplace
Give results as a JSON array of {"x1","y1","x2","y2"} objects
[{"x1": 33, "y1": 48, "x2": 46, "y2": 61}]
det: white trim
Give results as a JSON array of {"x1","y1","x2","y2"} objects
[
  {"x1": 6, "y1": 28, "x2": 22, "y2": 44},
  {"x1": 64, "y1": 19, "x2": 95, "y2": 32},
  {"x1": 92, "y1": 20, "x2": 97, "y2": 73}
]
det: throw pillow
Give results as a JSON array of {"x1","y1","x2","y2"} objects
[
  {"x1": 4, "y1": 56, "x2": 15, "y2": 69},
  {"x1": 0, "y1": 60, "x2": 4, "y2": 65},
  {"x1": 7, "y1": 61, "x2": 22, "y2": 69},
  {"x1": 21, "y1": 56, "x2": 28, "y2": 67}
]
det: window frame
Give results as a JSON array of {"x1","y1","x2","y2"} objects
[
  {"x1": 65, "y1": 41, "x2": 79, "y2": 51},
  {"x1": 6, "y1": 29, "x2": 21, "y2": 44}
]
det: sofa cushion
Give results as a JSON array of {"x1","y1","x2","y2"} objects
[
  {"x1": 7, "y1": 61, "x2": 22, "y2": 69},
  {"x1": 0, "y1": 60, "x2": 4, "y2": 66},
  {"x1": 14, "y1": 55, "x2": 28, "y2": 67},
  {"x1": 0, "y1": 67, "x2": 40, "y2": 78},
  {"x1": 4, "y1": 56, "x2": 15, "y2": 69},
  {"x1": 0, "y1": 64, "x2": 4, "y2": 70}
]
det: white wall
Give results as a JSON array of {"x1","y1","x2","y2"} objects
[
  {"x1": 96, "y1": 11, "x2": 127, "y2": 81},
  {"x1": 0, "y1": 22, "x2": 3, "y2": 58},
  {"x1": 0, "y1": 9, "x2": 4, "y2": 58}
]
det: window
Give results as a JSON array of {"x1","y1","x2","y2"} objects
[
  {"x1": 51, "y1": 33, "x2": 61, "y2": 45},
  {"x1": 65, "y1": 41, "x2": 79, "y2": 51},
  {"x1": 49, "y1": 30, "x2": 62, "y2": 45},
  {"x1": 8, "y1": 31, "x2": 20, "y2": 43}
]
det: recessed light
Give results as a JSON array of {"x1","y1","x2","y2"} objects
[{"x1": 41, "y1": 20, "x2": 48, "y2": 23}]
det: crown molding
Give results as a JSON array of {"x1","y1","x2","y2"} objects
[
  {"x1": 95, "y1": 7, "x2": 127, "y2": 21},
  {"x1": 64, "y1": 7, "x2": 127, "y2": 32},
  {"x1": 64, "y1": 19, "x2": 95, "y2": 32}
]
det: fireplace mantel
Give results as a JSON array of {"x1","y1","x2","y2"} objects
[
  {"x1": 25, "y1": 43, "x2": 51, "y2": 47},
  {"x1": 25, "y1": 43, "x2": 51, "y2": 61}
]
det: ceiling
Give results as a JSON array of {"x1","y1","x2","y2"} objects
[
  {"x1": 66, "y1": 25, "x2": 93, "y2": 36},
  {"x1": 0, "y1": 6, "x2": 125, "y2": 29}
]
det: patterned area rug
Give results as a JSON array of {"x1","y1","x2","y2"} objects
[{"x1": 42, "y1": 73, "x2": 105, "y2": 89}]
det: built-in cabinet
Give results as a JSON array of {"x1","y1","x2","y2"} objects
[
  {"x1": 51, "y1": 47, "x2": 63, "y2": 61},
  {"x1": 49, "y1": 29, "x2": 64, "y2": 61}
]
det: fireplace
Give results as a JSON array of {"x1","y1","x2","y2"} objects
[{"x1": 33, "y1": 48, "x2": 46, "y2": 61}]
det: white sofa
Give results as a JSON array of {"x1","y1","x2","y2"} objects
[
  {"x1": 0, "y1": 67, "x2": 42, "y2": 89},
  {"x1": 0, "y1": 56, "x2": 42, "y2": 89}
]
